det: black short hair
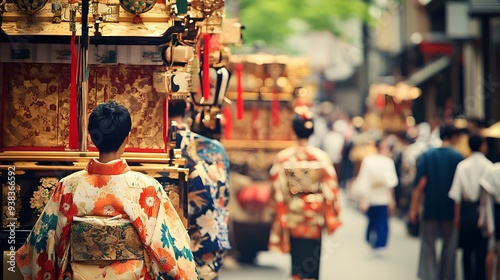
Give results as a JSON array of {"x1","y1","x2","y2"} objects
[
  {"x1": 88, "y1": 100, "x2": 132, "y2": 153},
  {"x1": 468, "y1": 134, "x2": 484, "y2": 152},
  {"x1": 439, "y1": 124, "x2": 458, "y2": 141},
  {"x1": 168, "y1": 101, "x2": 187, "y2": 118},
  {"x1": 292, "y1": 114, "x2": 314, "y2": 139},
  {"x1": 467, "y1": 117, "x2": 485, "y2": 129},
  {"x1": 191, "y1": 113, "x2": 222, "y2": 141}
]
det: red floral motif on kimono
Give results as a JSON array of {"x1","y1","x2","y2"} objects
[
  {"x1": 57, "y1": 224, "x2": 71, "y2": 257},
  {"x1": 132, "y1": 217, "x2": 147, "y2": 241},
  {"x1": 153, "y1": 247, "x2": 176, "y2": 273},
  {"x1": 82, "y1": 173, "x2": 111, "y2": 188},
  {"x1": 140, "y1": 186, "x2": 161, "y2": 218},
  {"x1": 51, "y1": 182, "x2": 63, "y2": 202},
  {"x1": 93, "y1": 194, "x2": 125, "y2": 216},
  {"x1": 36, "y1": 252, "x2": 49, "y2": 267},
  {"x1": 38, "y1": 265, "x2": 54, "y2": 279},
  {"x1": 59, "y1": 193, "x2": 78, "y2": 217},
  {"x1": 110, "y1": 260, "x2": 142, "y2": 275},
  {"x1": 36, "y1": 259, "x2": 55, "y2": 280}
]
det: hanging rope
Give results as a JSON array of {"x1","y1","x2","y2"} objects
[
  {"x1": 222, "y1": 106, "x2": 232, "y2": 140},
  {"x1": 272, "y1": 89, "x2": 280, "y2": 127},
  {"x1": 202, "y1": 33, "x2": 210, "y2": 101},
  {"x1": 69, "y1": 5, "x2": 78, "y2": 149},
  {"x1": 236, "y1": 63, "x2": 243, "y2": 120}
]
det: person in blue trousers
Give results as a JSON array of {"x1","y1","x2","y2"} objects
[{"x1": 352, "y1": 138, "x2": 398, "y2": 256}]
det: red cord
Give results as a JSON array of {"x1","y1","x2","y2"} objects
[
  {"x1": 202, "y1": 34, "x2": 210, "y2": 100},
  {"x1": 272, "y1": 90, "x2": 280, "y2": 127},
  {"x1": 69, "y1": 32, "x2": 78, "y2": 149},
  {"x1": 236, "y1": 63, "x2": 243, "y2": 120}
]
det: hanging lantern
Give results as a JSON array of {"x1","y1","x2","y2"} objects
[
  {"x1": 153, "y1": 70, "x2": 192, "y2": 101},
  {"x1": 192, "y1": 67, "x2": 231, "y2": 107}
]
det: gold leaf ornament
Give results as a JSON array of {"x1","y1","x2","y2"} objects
[
  {"x1": 190, "y1": 0, "x2": 224, "y2": 15},
  {"x1": 30, "y1": 177, "x2": 58, "y2": 215}
]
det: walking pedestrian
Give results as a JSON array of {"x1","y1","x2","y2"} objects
[
  {"x1": 480, "y1": 158, "x2": 500, "y2": 280},
  {"x1": 352, "y1": 138, "x2": 398, "y2": 256},
  {"x1": 448, "y1": 134, "x2": 491, "y2": 280},
  {"x1": 409, "y1": 123, "x2": 463, "y2": 280},
  {"x1": 268, "y1": 106, "x2": 342, "y2": 280}
]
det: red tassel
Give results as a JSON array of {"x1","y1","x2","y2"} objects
[
  {"x1": 251, "y1": 105, "x2": 259, "y2": 140},
  {"x1": 202, "y1": 34, "x2": 210, "y2": 101},
  {"x1": 375, "y1": 93, "x2": 386, "y2": 110},
  {"x1": 69, "y1": 32, "x2": 78, "y2": 150},
  {"x1": 394, "y1": 101, "x2": 403, "y2": 115},
  {"x1": 272, "y1": 91, "x2": 280, "y2": 127},
  {"x1": 222, "y1": 106, "x2": 232, "y2": 140},
  {"x1": 131, "y1": 15, "x2": 143, "y2": 24},
  {"x1": 236, "y1": 63, "x2": 244, "y2": 120}
]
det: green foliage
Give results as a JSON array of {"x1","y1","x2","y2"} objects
[{"x1": 238, "y1": 0, "x2": 383, "y2": 52}]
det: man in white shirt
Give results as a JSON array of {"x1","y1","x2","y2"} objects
[
  {"x1": 352, "y1": 139, "x2": 398, "y2": 256},
  {"x1": 448, "y1": 134, "x2": 492, "y2": 280},
  {"x1": 480, "y1": 158, "x2": 500, "y2": 280}
]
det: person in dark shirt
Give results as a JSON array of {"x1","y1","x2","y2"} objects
[{"x1": 409, "y1": 124, "x2": 463, "y2": 280}]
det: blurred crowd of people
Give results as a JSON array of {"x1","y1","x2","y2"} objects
[{"x1": 308, "y1": 100, "x2": 500, "y2": 280}]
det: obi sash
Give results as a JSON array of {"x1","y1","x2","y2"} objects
[
  {"x1": 284, "y1": 167, "x2": 323, "y2": 195},
  {"x1": 70, "y1": 215, "x2": 144, "y2": 264},
  {"x1": 283, "y1": 166, "x2": 325, "y2": 227}
]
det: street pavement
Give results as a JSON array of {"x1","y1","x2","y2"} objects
[{"x1": 220, "y1": 190, "x2": 464, "y2": 280}]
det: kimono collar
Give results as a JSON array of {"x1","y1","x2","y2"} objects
[{"x1": 86, "y1": 158, "x2": 131, "y2": 175}]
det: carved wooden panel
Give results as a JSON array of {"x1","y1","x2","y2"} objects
[
  {"x1": 1, "y1": 63, "x2": 71, "y2": 149},
  {"x1": 86, "y1": 65, "x2": 167, "y2": 151}
]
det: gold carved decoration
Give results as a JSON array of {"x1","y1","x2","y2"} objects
[
  {"x1": 30, "y1": 177, "x2": 58, "y2": 216},
  {"x1": 87, "y1": 65, "x2": 166, "y2": 150},
  {"x1": 3, "y1": 63, "x2": 70, "y2": 149}
]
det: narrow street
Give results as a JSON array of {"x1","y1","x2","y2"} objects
[{"x1": 220, "y1": 191, "x2": 445, "y2": 280}]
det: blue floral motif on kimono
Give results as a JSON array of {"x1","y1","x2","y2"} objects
[{"x1": 176, "y1": 128, "x2": 231, "y2": 259}]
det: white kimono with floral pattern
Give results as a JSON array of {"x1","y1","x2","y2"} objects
[{"x1": 15, "y1": 158, "x2": 198, "y2": 280}]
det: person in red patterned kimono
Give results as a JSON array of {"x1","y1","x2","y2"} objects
[
  {"x1": 268, "y1": 106, "x2": 342, "y2": 280},
  {"x1": 15, "y1": 100, "x2": 198, "y2": 280}
]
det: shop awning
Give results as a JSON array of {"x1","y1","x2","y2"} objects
[{"x1": 405, "y1": 56, "x2": 451, "y2": 86}]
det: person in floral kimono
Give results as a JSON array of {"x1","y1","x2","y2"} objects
[
  {"x1": 168, "y1": 101, "x2": 230, "y2": 280},
  {"x1": 268, "y1": 106, "x2": 342, "y2": 280},
  {"x1": 15, "y1": 100, "x2": 198, "y2": 280}
]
